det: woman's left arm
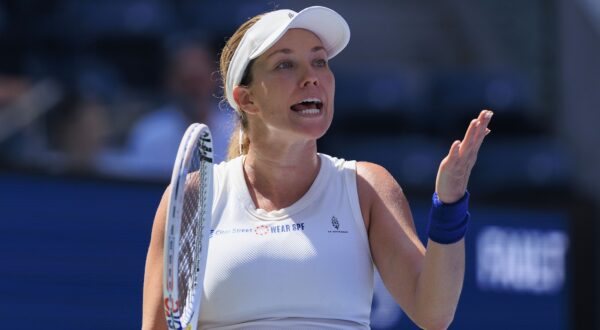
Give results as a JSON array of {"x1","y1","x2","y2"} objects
[
  {"x1": 361, "y1": 110, "x2": 492, "y2": 330},
  {"x1": 421, "y1": 109, "x2": 493, "y2": 326}
]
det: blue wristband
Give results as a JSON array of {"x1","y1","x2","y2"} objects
[{"x1": 427, "y1": 191, "x2": 470, "y2": 244}]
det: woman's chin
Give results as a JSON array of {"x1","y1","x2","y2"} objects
[{"x1": 295, "y1": 122, "x2": 331, "y2": 141}]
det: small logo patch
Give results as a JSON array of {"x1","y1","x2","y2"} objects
[
  {"x1": 328, "y1": 216, "x2": 348, "y2": 234},
  {"x1": 331, "y1": 216, "x2": 340, "y2": 230},
  {"x1": 288, "y1": 13, "x2": 294, "y2": 19},
  {"x1": 255, "y1": 225, "x2": 270, "y2": 236}
]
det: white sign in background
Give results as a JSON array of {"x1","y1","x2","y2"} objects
[{"x1": 476, "y1": 226, "x2": 569, "y2": 294}]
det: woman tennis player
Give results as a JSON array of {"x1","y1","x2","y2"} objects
[{"x1": 143, "y1": 5, "x2": 492, "y2": 330}]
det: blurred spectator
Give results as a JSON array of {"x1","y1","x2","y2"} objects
[
  {"x1": 98, "y1": 34, "x2": 233, "y2": 180},
  {"x1": 57, "y1": 103, "x2": 109, "y2": 171},
  {"x1": 43, "y1": 94, "x2": 111, "y2": 173},
  {"x1": 0, "y1": 33, "x2": 30, "y2": 111},
  {"x1": 0, "y1": 76, "x2": 64, "y2": 169},
  {"x1": 0, "y1": 73, "x2": 32, "y2": 165},
  {"x1": 0, "y1": 74, "x2": 30, "y2": 108}
]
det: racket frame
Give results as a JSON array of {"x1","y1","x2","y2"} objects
[{"x1": 163, "y1": 123, "x2": 214, "y2": 330}]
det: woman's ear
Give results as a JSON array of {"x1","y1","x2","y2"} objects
[{"x1": 233, "y1": 86, "x2": 259, "y2": 115}]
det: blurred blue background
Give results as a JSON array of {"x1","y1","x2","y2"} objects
[{"x1": 0, "y1": 0, "x2": 598, "y2": 329}]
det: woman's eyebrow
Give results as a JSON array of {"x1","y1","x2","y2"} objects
[
  {"x1": 266, "y1": 48, "x2": 292, "y2": 59},
  {"x1": 266, "y1": 46, "x2": 326, "y2": 59},
  {"x1": 311, "y1": 46, "x2": 326, "y2": 53}
]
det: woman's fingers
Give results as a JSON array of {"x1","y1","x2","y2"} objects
[
  {"x1": 447, "y1": 140, "x2": 461, "y2": 160},
  {"x1": 471, "y1": 110, "x2": 493, "y2": 154},
  {"x1": 460, "y1": 118, "x2": 480, "y2": 156},
  {"x1": 459, "y1": 110, "x2": 493, "y2": 159},
  {"x1": 436, "y1": 110, "x2": 493, "y2": 203}
]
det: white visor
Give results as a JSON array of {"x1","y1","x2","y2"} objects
[{"x1": 225, "y1": 6, "x2": 350, "y2": 110}]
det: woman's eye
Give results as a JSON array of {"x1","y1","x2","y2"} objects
[
  {"x1": 314, "y1": 59, "x2": 328, "y2": 67},
  {"x1": 276, "y1": 61, "x2": 293, "y2": 70}
]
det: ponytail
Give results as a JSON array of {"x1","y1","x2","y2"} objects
[
  {"x1": 226, "y1": 118, "x2": 250, "y2": 160},
  {"x1": 220, "y1": 14, "x2": 262, "y2": 161}
]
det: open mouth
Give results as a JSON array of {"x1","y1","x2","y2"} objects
[{"x1": 290, "y1": 98, "x2": 323, "y2": 115}]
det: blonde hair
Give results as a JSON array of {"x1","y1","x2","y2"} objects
[{"x1": 220, "y1": 14, "x2": 264, "y2": 160}]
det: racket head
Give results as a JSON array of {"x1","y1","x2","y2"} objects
[{"x1": 163, "y1": 123, "x2": 214, "y2": 330}]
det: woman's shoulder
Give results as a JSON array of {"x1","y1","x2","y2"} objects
[
  {"x1": 356, "y1": 161, "x2": 394, "y2": 183},
  {"x1": 356, "y1": 162, "x2": 403, "y2": 200}
]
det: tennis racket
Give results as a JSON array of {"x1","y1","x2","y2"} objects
[{"x1": 163, "y1": 123, "x2": 214, "y2": 330}]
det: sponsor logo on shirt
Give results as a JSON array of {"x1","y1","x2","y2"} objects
[
  {"x1": 210, "y1": 223, "x2": 306, "y2": 237},
  {"x1": 255, "y1": 225, "x2": 269, "y2": 236},
  {"x1": 332, "y1": 216, "x2": 340, "y2": 230},
  {"x1": 328, "y1": 215, "x2": 348, "y2": 234}
]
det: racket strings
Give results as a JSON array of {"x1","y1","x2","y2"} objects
[{"x1": 178, "y1": 155, "x2": 202, "y2": 322}]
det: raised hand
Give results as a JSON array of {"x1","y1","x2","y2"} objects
[{"x1": 435, "y1": 110, "x2": 493, "y2": 204}]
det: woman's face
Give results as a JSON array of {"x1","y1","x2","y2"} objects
[{"x1": 243, "y1": 28, "x2": 335, "y2": 142}]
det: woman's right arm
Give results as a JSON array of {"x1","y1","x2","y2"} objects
[{"x1": 142, "y1": 187, "x2": 170, "y2": 330}]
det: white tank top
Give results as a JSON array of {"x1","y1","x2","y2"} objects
[{"x1": 199, "y1": 154, "x2": 374, "y2": 329}]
